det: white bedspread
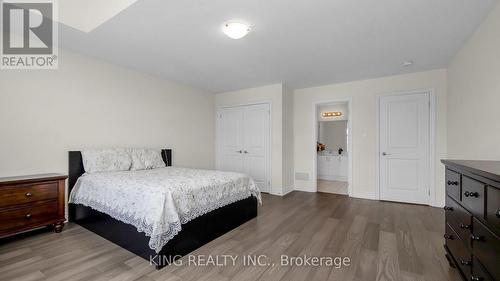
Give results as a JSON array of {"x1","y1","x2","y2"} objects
[{"x1": 69, "y1": 167, "x2": 261, "y2": 253}]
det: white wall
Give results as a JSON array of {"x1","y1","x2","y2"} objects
[
  {"x1": 447, "y1": 2, "x2": 500, "y2": 159},
  {"x1": 294, "y1": 69, "x2": 447, "y2": 206},
  {"x1": 215, "y1": 83, "x2": 294, "y2": 195},
  {"x1": 0, "y1": 49, "x2": 215, "y2": 178},
  {"x1": 282, "y1": 86, "x2": 294, "y2": 195}
]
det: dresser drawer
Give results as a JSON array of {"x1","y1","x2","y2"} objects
[
  {"x1": 445, "y1": 196, "x2": 472, "y2": 246},
  {"x1": 472, "y1": 218, "x2": 500, "y2": 281},
  {"x1": 472, "y1": 257, "x2": 494, "y2": 281},
  {"x1": 445, "y1": 224, "x2": 472, "y2": 280},
  {"x1": 0, "y1": 202, "x2": 58, "y2": 231},
  {"x1": 0, "y1": 182, "x2": 58, "y2": 208},
  {"x1": 446, "y1": 169, "x2": 461, "y2": 201},
  {"x1": 486, "y1": 186, "x2": 500, "y2": 235},
  {"x1": 462, "y1": 176, "x2": 486, "y2": 218}
]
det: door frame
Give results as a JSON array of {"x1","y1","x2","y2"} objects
[
  {"x1": 215, "y1": 101, "x2": 273, "y2": 194},
  {"x1": 375, "y1": 88, "x2": 436, "y2": 206},
  {"x1": 312, "y1": 97, "x2": 353, "y2": 197}
]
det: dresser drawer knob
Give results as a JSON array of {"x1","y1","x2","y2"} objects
[
  {"x1": 471, "y1": 235, "x2": 483, "y2": 241},
  {"x1": 444, "y1": 233, "x2": 454, "y2": 240},
  {"x1": 25, "y1": 192, "x2": 32, "y2": 197},
  {"x1": 25, "y1": 214, "x2": 32, "y2": 220},
  {"x1": 463, "y1": 191, "x2": 479, "y2": 198},
  {"x1": 447, "y1": 180, "x2": 459, "y2": 186},
  {"x1": 471, "y1": 276, "x2": 482, "y2": 281},
  {"x1": 443, "y1": 206, "x2": 453, "y2": 211},
  {"x1": 459, "y1": 223, "x2": 471, "y2": 230},
  {"x1": 459, "y1": 259, "x2": 471, "y2": 266}
]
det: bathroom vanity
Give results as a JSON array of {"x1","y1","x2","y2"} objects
[{"x1": 317, "y1": 154, "x2": 348, "y2": 181}]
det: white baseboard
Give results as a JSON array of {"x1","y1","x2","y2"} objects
[
  {"x1": 318, "y1": 175, "x2": 347, "y2": 181},
  {"x1": 294, "y1": 186, "x2": 316, "y2": 192},
  {"x1": 351, "y1": 190, "x2": 376, "y2": 200}
]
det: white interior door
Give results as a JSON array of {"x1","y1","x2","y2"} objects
[
  {"x1": 219, "y1": 108, "x2": 244, "y2": 173},
  {"x1": 218, "y1": 104, "x2": 271, "y2": 193},
  {"x1": 379, "y1": 92, "x2": 430, "y2": 204},
  {"x1": 242, "y1": 104, "x2": 271, "y2": 193}
]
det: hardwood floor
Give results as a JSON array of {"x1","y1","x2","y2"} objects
[
  {"x1": 0, "y1": 192, "x2": 460, "y2": 281},
  {"x1": 317, "y1": 180, "x2": 348, "y2": 195}
]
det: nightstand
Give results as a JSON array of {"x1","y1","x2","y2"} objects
[{"x1": 0, "y1": 173, "x2": 68, "y2": 237}]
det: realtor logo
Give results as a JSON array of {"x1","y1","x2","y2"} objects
[{"x1": 1, "y1": 0, "x2": 58, "y2": 69}]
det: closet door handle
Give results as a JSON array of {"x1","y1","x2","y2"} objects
[
  {"x1": 244, "y1": 150, "x2": 248, "y2": 154},
  {"x1": 236, "y1": 150, "x2": 242, "y2": 153}
]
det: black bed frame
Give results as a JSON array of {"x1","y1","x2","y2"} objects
[{"x1": 68, "y1": 149, "x2": 258, "y2": 269}]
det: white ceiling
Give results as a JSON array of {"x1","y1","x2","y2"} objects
[{"x1": 59, "y1": 0, "x2": 498, "y2": 93}]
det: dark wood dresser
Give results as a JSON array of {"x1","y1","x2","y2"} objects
[
  {"x1": 0, "y1": 174, "x2": 68, "y2": 238},
  {"x1": 442, "y1": 160, "x2": 500, "y2": 281}
]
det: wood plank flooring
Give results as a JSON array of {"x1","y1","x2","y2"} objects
[
  {"x1": 317, "y1": 180, "x2": 348, "y2": 195},
  {"x1": 0, "y1": 192, "x2": 461, "y2": 281}
]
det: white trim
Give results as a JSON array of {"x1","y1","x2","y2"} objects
[
  {"x1": 215, "y1": 101, "x2": 273, "y2": 194},
  {"x1": 311, "y1": 97, "x2": 353, "y2": 197},
  {"x1": 318, "y1": 175, "x2": 348, "y2": 181},
  {"x1": 375, "y1": 88, "x2": 436, "y2": 206}
]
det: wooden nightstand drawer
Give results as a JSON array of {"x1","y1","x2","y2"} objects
[
  {"x1": 0, "y1": 182, "x2": 58, "y2": 208},
  {"x1": 0, "y1": 202, "x2": 58, "y2": 232}
]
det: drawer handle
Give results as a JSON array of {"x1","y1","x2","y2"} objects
[
  {"x1": 459, "y1": 223, "x2": 471, "y2": 230},
  {"x1": 444, "y1": 233, "x2": 454, "y2": 240},
  {"x1": 25, "y1": 192, "x2": 32, "y2": 197},
  {"x1": 459, "y1": 259, "x2": 472, "y2": 266},
  {"x1": 471, "y1": 276, "x2": 482, "y2": 281},
  {"x1": 443, "y1": 206, "x2": 453, "y2": 211},
  {"x1": 496, "y1": 209, "x2": 500, "y2": 218},
  {"x1": 25, "y1": 213, "x2": 32, "y2": 220},
  {"x1": 464, "y1": 191, "x2": 479, "y2": 198},
  {"x1": 471, "y1": 235, "x2": 483, "y2": 242},
  {"x1": 447, "y1": 180, "x2": 459, "y2": 186}
]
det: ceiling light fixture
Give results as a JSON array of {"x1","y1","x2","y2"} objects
[
  {"x1": 222, "y1": 21, "x2": 250, "y2": 39},
  {"x1": 401, "y1": 61, "x2": 415, "y2": 67}
]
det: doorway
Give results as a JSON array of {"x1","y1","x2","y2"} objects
[
  {"x1": 315, "y1": 100, "x2": 352, "y2": 196},
  {"x1": 377, "y1": 91, "x2": 433, "y2": 205},
  {"x1": 216, "y1": 103, "x2": 271, "y2": 193}
]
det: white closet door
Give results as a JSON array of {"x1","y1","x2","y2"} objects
[
  {"x1": 219, "y1": 108, "x2": 244, "y2": 173},
  {"x1": 242, "y1": 104, "x2": 271, "y2": 193},
  {"x1": 217, "y1": 103, "x2": 271, "y2": 193}
]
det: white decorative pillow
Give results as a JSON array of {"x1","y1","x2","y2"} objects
[
  {"x1": 81, "y1": 149, "x2": 132, "y2": 173},
  {"x1": 129, "y1": 148, "x2": 166, "y2": 170}
]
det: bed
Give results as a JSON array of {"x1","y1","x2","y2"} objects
[{"x1": 68, "y1": 149, "x2": 259, "y2": 269}]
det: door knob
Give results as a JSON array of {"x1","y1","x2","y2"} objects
[{"x1": 382, "y1": 152, "x2": 392, "y2": 156}]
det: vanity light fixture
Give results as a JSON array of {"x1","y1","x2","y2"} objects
[
  {"x1": 401, "y1": 60, "x2": 415, "y2": 67},
  {"x1": 322, "y1": 112, "x2": 342, "y2": 118},
  {"x1": 222, "y1": 21, "x2": 251, "y2": 39}
]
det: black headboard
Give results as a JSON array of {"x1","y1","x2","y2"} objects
[{"x1": 68, "y1": 149, "x2": 172, "y2": 193}]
